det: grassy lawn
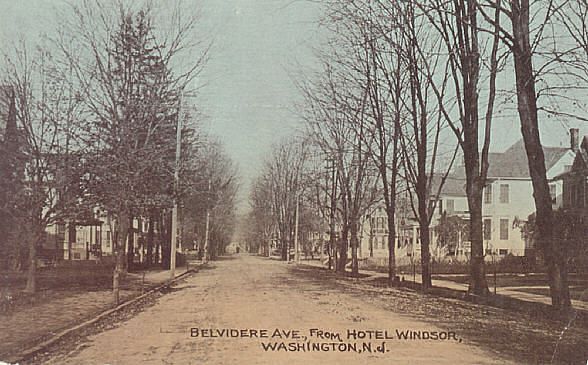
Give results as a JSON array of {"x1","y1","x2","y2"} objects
[
  {"x1": 434, "y1": 273, "x2": 588, "y2": 288},
  {"x1": 513, "y1": 286, "x2": 588, "y2": 302},
  {"x1": 1, "y1": 262, "x2": 174, "y2": 296},
  {"x1": 0, "y1": 262, "x2": 176, "y2": 322},
  {"x1": 432, "y1": 273, "x2": 588, "y2": 303},
  {"x1": 1, "y1": 264, "x2": 114, "y2": 295}
]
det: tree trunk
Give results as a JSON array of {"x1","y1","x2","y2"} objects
[
  {"x1": 337, "y1": 225, "x2": 349, "y2": 272},
  {"x1": 369, "y1": 225, "x2": 374, "y2": 258},
  {"x1": 24, "y1": 234, "x2": 38, "y2": 293},
  {"x1": 68, "y1": 223, "x2": 75, "y2": 261},
  {"x1": 350, "y1": 220, "x2": 359, "y2": 276},
  {"x1": 280, "y1": 227, "x2": 287, "y2": 261},
  {"x1": 511, "y1": 0, "x2": 571, "y2": 310},
  {"x1": 147, "y1": 213, "x2": 154, "y2": 266},
  {"x1": 126, "y1": 215, "x2": 134, "y2": 271},
  {"x1": 387, "y1": 207, "x2": 397, "y2": 285},
  {"x1": 328, "y1": 213, "x2": 336, "y2": 270},
  {"x1": 160, "y1": 210, "x2": 171, "y2": 269},
  {"x1": 154, "y1": 214, "x2": 161, "y2": 265},
  {"x1": 113, "y1": 207, "x2": 130, "y2": 304},
  {"x1": 419, "y1": 220, "x2": 432, "y2": 291},
  {"x1": 467, "y1": 186, "x2": 489, "y2": 295}
]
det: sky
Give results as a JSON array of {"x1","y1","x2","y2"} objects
[
  {"x1": 1, "y1": 0, "x2": 587, "y2": 213},
  {"x1": 195, "y1": 0, "x2": 323, "y2": 210},
  {"x1": 0, "y1": 0, "x2": 324, "y2": 212}
]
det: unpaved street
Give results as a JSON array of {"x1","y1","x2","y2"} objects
[{"x1": 44, "y1": 255, "x2": 513, "y2": 365}]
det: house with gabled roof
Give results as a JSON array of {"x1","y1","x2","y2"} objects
[
  {"x1": 479, "y1": 133, "x2": 576, "y2": 258},
  {"x1": 420, "y1": 134, "x2": 576, "y2": 261},
  {"x1": 357, "y1": 130, "x2": 577, "y2": 266}
]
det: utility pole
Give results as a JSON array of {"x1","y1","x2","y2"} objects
[
  {"x1": 170, "y1": 97, "x2": 182, "y2": 281},
  {"x1": 294, "y1": 194, "x2": 300, "y2": 263},
  {"x1": 203, "y1": 178, "x2": 211, "y2": 264},
  {"x1": 327, "y1": 158, "x2": 337, "y2": 271}
]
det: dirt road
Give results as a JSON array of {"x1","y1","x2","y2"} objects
[{"x1": 44, "y1": 255, "x2": 513, "y2": 365}]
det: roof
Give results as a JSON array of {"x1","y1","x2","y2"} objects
[
  {"x1": 486, "y1": 140, "x2": 569, "y2": 178},
  {"x1": 579, "y1": 136, "x2": 588, "y2": 168},
  {"x1": 430, "y1": 174, "x2": 466, "y2": 197},
  {"x1": 554, "y1": 136, "x2": 588, "y2": 180}
]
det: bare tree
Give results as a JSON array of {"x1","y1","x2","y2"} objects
[
  {"x1": 339, "y1": 0, "x2": 407, "y2": 284},
  {"x1": 478, "y1": 0, "x2": 572, "y2": 309},
  {"x1": 56, "y1": 1, "x2": 208, "y2": 303},
  {"x1": 247, "y1": 175, "x2": 276, "y2": 256},
  {"x1": 397, "y1": 1, "x2": 459, "y2": 290},
  {"x1": 261, "y1": 137, "x2": 309, "y2": 261},
  {"x1": 2, "y1": 42, "x2": 85, "y2": 293},
  {"x1": 317, "y1": 0, "x2": 402, "y2": 282},
  {"x1": 194, "y1": 139, "x2": 239, "y2": 260},
  {"x1": 408, "y1": 0, "x2": 506, "y2": 295},
  {"x1": 300, "y1": 53, "x2": 380, "y2": 275}
]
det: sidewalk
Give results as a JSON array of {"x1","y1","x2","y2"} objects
[
  {"x1": 299, "y1": 259, "x2": 588, "y2": 312},
  {"x1": 0, "y1": 265, "x2": 193, "y2": 361}
]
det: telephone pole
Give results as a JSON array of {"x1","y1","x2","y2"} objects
[
  {"x1": 170, "y1": 97, "x2": 182, "y2": 280},
  {"x1": 327, "y1": 157, "x2": 337, "y2": 271},
  {"x1": 294, "y1": 194, "x2": 300, "y2": 263},
  {"x1": 203, "y1": 178, "x2": 211, "y2": 264}
]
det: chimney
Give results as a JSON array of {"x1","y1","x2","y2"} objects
[{"x1": 570, "y1": 128, "x2": 579, "y2": 152}]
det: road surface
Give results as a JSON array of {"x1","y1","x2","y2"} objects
[{"x1": 44, "y1": 255, "x2": 513, "y2": 365}]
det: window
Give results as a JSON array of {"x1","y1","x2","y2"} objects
[
  {"x1": 446, "y1": 199, "x2": 455, "y2": 214},
  {"x1": 500, "y1": 219, "x2": 509, "y2": 240},
  {"x1": 483, "y1": 219, "x2": 492, "y2": 240},
  {"x1": 499, "y1": 184, "x2": 510, "y2": 203},
  {"x1": 499, "y1": 249, "x2": 508, "y2": 255},
  {"x1": 549, "y1": 184, "x2": 557, "y2": 204},
  {"x1": 484, "y1": 184, "x2": 493, "y2": 204},
  {"x1": 438, "y1": 199, "x2": 443, "y2": 215}
]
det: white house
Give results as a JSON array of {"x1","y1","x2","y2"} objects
[
  {"x1": 479, "y1": 138, "x2": 575, "y2": 257},
  {"x1": 356, "y1": 130, "x2": 577, "y2": 264}
]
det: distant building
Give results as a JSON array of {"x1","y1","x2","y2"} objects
[
  {"x1": 226, "y1": 241, "x2": 245, "y2": 254},
  {"x1": 357, "y1": 130, "x2": 577, "y2": 264},
  {"x1": 479, "y1": 137, "x2": 574, "y2": 257}
]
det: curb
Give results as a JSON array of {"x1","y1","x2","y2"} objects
[{"x1": 4, "y1": 267, "x2": 200, "y2": 364}]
